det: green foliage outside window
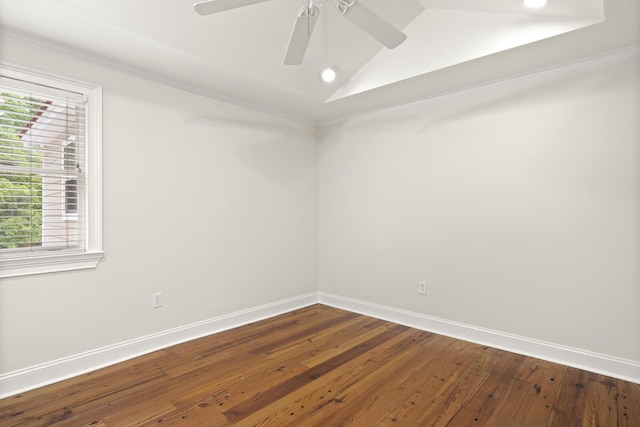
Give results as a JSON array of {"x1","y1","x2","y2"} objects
[{"x1": 0, "y1": 92, "x2": 44, "y2": 249}]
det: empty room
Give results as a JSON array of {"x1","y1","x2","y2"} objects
[{"x1": 0, "y1": 0, "x2": 638, "y2": 425}]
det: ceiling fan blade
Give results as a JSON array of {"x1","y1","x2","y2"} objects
[
  {"x1": 341, "y1": 1, "x2": 407, "y2": 49},
  {"x1": 283, "y1": 6, "x2": 320, "y2": 65},
  {"x1": 194, "y1": 0, "x2": 271, "y2": 16}
]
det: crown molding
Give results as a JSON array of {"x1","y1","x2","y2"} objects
[{"x1": 0, "y1": 29, "x2": 317, "y2": 127}]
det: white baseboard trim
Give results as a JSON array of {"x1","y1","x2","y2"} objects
[
  {"x1": 318, "y1": 292, "x2": 640, "y2": 384},
  {"x1": 0, "y1": 293, "x2": 318, "y2": 399},
  {"x1": 3, "y1": 291, "x2": 638, "y2": 398}
]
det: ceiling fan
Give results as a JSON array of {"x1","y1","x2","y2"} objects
[{"x1": 193, "y1": 0, "x2": 407, "y2": 65}]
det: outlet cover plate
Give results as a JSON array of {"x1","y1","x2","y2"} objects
[
  {"x1": 152, "y1": 292, "x2": 163, "y2": 308},
  {"x1": 418, "y1": 281, "x2": 427, "y2": 295}
]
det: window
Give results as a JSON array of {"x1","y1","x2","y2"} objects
[{"x1": 0, "y1": 63, "x2": 102, "y2": 277}]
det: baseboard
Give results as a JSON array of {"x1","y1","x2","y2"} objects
[
  {"x1": 318, "y1": 292, "x2": 640, "y2": 384},
  {"x1": 3, "y1": 291, "x2": 638, "y2": 398},
  {"x1": 0, "y1": 293, "x2": 318, "y2": 399}
]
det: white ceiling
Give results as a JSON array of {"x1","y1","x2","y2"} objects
[{"x1": 0, "y1": 0, "x2": 638, "y2": 124}]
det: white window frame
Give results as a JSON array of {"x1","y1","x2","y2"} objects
[{"x1": 0, "y1": 62, "x2": 103, "y2": 278}]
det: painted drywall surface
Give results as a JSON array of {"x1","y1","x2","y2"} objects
[
  {"x1": 0, "y1": 38, "x2": 318, "y2": 374},
  {"x1": 319, "y1": 54, "x2": 640, "y2": 362}
]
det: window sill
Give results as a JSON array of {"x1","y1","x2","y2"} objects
[{"x1": 0, "y1": 251, "x2": 104, "y2": 278}]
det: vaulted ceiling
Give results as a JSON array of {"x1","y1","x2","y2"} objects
[{"x1": 0, "y1": 0, "x2": 638, "y2": 123}]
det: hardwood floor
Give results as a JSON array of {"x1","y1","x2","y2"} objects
[{"x1": 1, "y1": 304, "x2": 638, "y2": 426}]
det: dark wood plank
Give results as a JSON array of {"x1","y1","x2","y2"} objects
[
  {"x1": 222, "y1": 323, "x2": 409, "y2": 423},
  {"x1": 167, "y1": 317, "x2": 393, "y2": 423},
  {"x1": 295, "y1": 333, "x2": 451, "y2": 426},
  {"x1": 233, "y1": 327, "x2": 434, "y2": 427}
]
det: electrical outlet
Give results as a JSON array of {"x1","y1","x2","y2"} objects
[
  {"x1": 418, "y1": 281, "x2": 427, "y2": 295},
  {"x1": 152, "y1": 292, "x2": 163, "y2": 308}
]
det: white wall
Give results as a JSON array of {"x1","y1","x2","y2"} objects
[
  {"x1": 0, "y1": 37, "x2": 318, "y2": 375},
  {"x1": 319, "y1": 53, "x2": 640, "y2": 363},
  {"x1": 1, "y1": 34, "x2": 638, "y2": 394}
]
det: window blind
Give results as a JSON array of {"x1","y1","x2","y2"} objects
[{"x1": 0, "y1": 77, "x2": 87, "y2": 255}]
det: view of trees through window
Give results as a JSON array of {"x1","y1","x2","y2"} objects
[
  {"x1": 1, "y1": 68, "x2": 98, "y2": 275},
  {"x1": 0, "y1": 92, "x2": 44, "y2": 249}
]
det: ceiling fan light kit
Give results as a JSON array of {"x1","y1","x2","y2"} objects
[
  {"x1": 194, "y1": 0, "x2": 407, "y2": 65},
  {"x1": 523, "y1": 0, "x2": 548, "y2": 8},
  {"x1": 319, "y1": 66, "x2": 338, "y2": 83}
]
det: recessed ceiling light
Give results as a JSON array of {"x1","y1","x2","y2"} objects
[
  {"x1": 319, "y1": 67, "x2": 337, "y2": 83},
  {"x1": 524, "y1": 0, "x2": 547, "y2": 8}
]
